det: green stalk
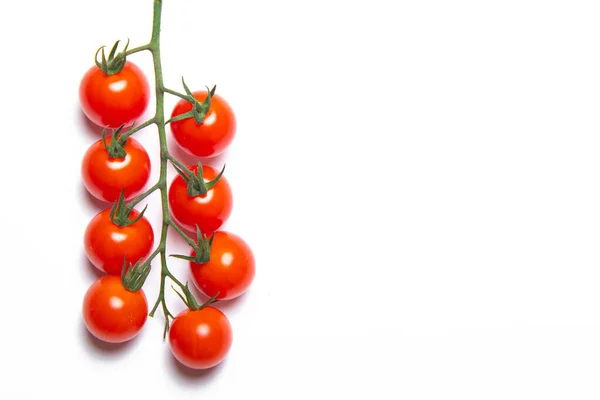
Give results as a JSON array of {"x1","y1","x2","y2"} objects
[
  {"x1": 148, "y1": 0, "x2": 187, "y2": 336},
  {"x1": 124, "y1": 0, "x2": 200, "y2": 338}
]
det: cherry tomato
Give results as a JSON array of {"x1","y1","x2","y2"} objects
[
  {"x1": 79, "y1": 62, "x2": 150, "y2": 128},
  {"x1": 82, "y1": 275, "x2": 148, "y2": 343},
  {"x1": 170, "y1": 90, "x2": 236, "y2": 158},
  {"x1": 190, "y1": 231, "x2": 255, "y2": 300},
  {"x1": 81, "y1": 136, "x2": 151, "y2": 202},
  {"x1": 168, "y1": 164, "x2": 233, "y2": 235},
  {"x1": 169, "y1": 307, "x2": 233, "y2": 369},
  {"x1": 84, "y1": 208, "x2": 154, "y2": 275}
]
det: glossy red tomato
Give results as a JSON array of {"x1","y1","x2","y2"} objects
[
  {"x1": 79, "y1": 62, "x2": 150, "y2": 128},
  {"x1": 169, "y1": 307, "x2": 232, "y2": 369},
  {"x1": 168, "y1": 164, "x2": 233, "y2": 235},
  {"x1": 83, "y1": 275, "x2": 148, "y2": 343},
  {"x1": 190, "y1": 231, "x2": 255, "y2": 300},
  {"x1": 170, "y1": 90, "x2": 236, "y2": 158},
  {"x1": 84, "y1": 208, "x2": 154, "y2": 275},
  {"x1": 82, "y1": 136, "x2": 151, "y2": 202}
]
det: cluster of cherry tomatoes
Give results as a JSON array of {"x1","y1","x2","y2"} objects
[{"x1": 79, "y1": 46, "x2": 255, "y2": 369}]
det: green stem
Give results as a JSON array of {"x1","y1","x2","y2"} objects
[
  {"x1": 127, "y1": 0, "x2": 202, "y2": 338},
  {"x1": 126, "y1": 44, "x2": 151, "y2": 56},
  {"x1": 142, "y1": 244, "x2": 163, "y2": 267},
  {"x1": 167, "y1": 219, "x2": 198, "y2": 249},
  {"x1": 149, "y1": 0, "x2": 175, "y2": 337},
  {"x1": 129, "y1": 182, "x2": 160, "y2": 208},
  {"x1": 166, "y1": 153, "x2": 191, "y2": 173},
  {"x1": 163, "y1": 87, "x2": 189, "y2": 100},
  {"x1": 149, "y1": 273, "x2": 165, "y2": 317},
  {"x1": 165, "y1": 269, "x2": 187, "y2": 291},
  {"x1": 121, "y1": 117, "x2": 156, "y2": 141}
]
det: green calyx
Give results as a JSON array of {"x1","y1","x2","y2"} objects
[
  {"x1": 122, "y1": 258, "x2": 151, "y2": 292},
  {"x1": 102, "y1": 124, "x2": 138, "y2": 158},
  {"x1": 166, "y1": 79, "x2": 216, "y2": 125},
  {"x1": 172, "y1": 161, "x2": 225, "y2": 197},
  {"x1": 95, "y1": 39, "x2": 130, "y2": 75},
  {"x1": 110, "y1": 190, "x2": 148, "y2": 227},
  {"x1": 171, "y1": 225, "x2": 214, "y2": 264}
]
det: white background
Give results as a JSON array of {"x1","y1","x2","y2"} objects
[{"x1": 1, "y1": 0, "x2": 599, "y2": 398}]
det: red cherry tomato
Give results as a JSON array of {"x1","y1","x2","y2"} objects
[
  {"x1": 168, "y1": 164, "x2": 233, "y2": 235},
  {"x1": 81, "y1": 136, "x2": 151, "y2": 202},
  {"x1": 84, "y1": 208, "x2": 154, "y2": 275},
  {"x1": 79, "y1": 62, "x2": 150, "y2": 128},
  {"x1": 82, "y1": 275, "x2": 148, "y2": 343},
  {"x1": 169, "y1": 307, "x2": 232, "y2": 369},
  {"x1": 190, "y1": 231, "x2": 255, "y2": 300},
  {"x1": 170, "y1": 90, "x2": 236, "y2": 158}
]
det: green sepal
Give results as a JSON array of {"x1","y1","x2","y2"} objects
[
  {"x1": 94, "y1": 39, "x2": 130, "y2": 75},
  {"x1": 171, "y1": 162, "x2": 225, "y2": 197},
  {"x1": 170, "y1": 225, "x2": 214, "y2": 264},
  {"x1": 102, "y1": 125, "x2": 127, "y2": 158},
  {"x1": 110, "y1": 189, "x2": 148, "y2": 227},
  {"x1": 122, "y1": 258, "x2": 151, "y2": 292},
  {"x1": 101, "y1": 123, "x2": 139, "y2": 158},
  {"x1": 166, "y1": 110, "x2": 195, "y2": 125},
  {"x1": 192, "y1": 84, "x2": 216, "y2": 124},
  {"x1": 203, "y1": 163, "x2": 225, "y2": 191},
  {"x1": 181, "y1": 76, "x2": 195, "y2": 99},
  {"x1": 165, "y1": 79, "x2": 216, "y2": 125},
  {"x1": 192, "y1": 225, "x2": 214, "y2": 264}
]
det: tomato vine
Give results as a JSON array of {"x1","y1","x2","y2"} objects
[
  {"x1": 95, "y1": 0, "x2": 217, "y2": 337},
  {"x1": 81, "y1": 0, "x2": 254, "y2": 370}
]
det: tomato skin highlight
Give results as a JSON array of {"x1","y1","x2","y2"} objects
[
  {"x1": 169, "y1": 307, "x2": 233, "y2": 369},
  {"x1": 81, "y1": 136, "x2": 151, "y2": 202},
  {"x1": 190, "y1": 231, "x2": 255, "y2": 300},
  {"x1": 170, "y1": 91, "x2": 236, "y2": 158},
  {"x1": 84, "y1": 209, "x2": 154, "y2": 275},
  {"x1": 168, "y1": 164, "x2": 233, "y2": 235},
  {"x1": 79, "y1": 62, "x2": 150, "y2": 128},
  {"x1": 82, "y1": 275, "x2": 148, "y2": 343}
]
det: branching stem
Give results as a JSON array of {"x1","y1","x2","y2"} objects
[
  {"x1": 166, "y1": 153, "x2": 191, "y2": 174},
  {"x1": 163, "y1": 87, "x2": 189, "y2": 100},
  {"x1": 125, "y1": 44, "x2": 151, "y2": 56},
  {"x1": 121, "y1": 0, "x2": 201, "y2": 338}
]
